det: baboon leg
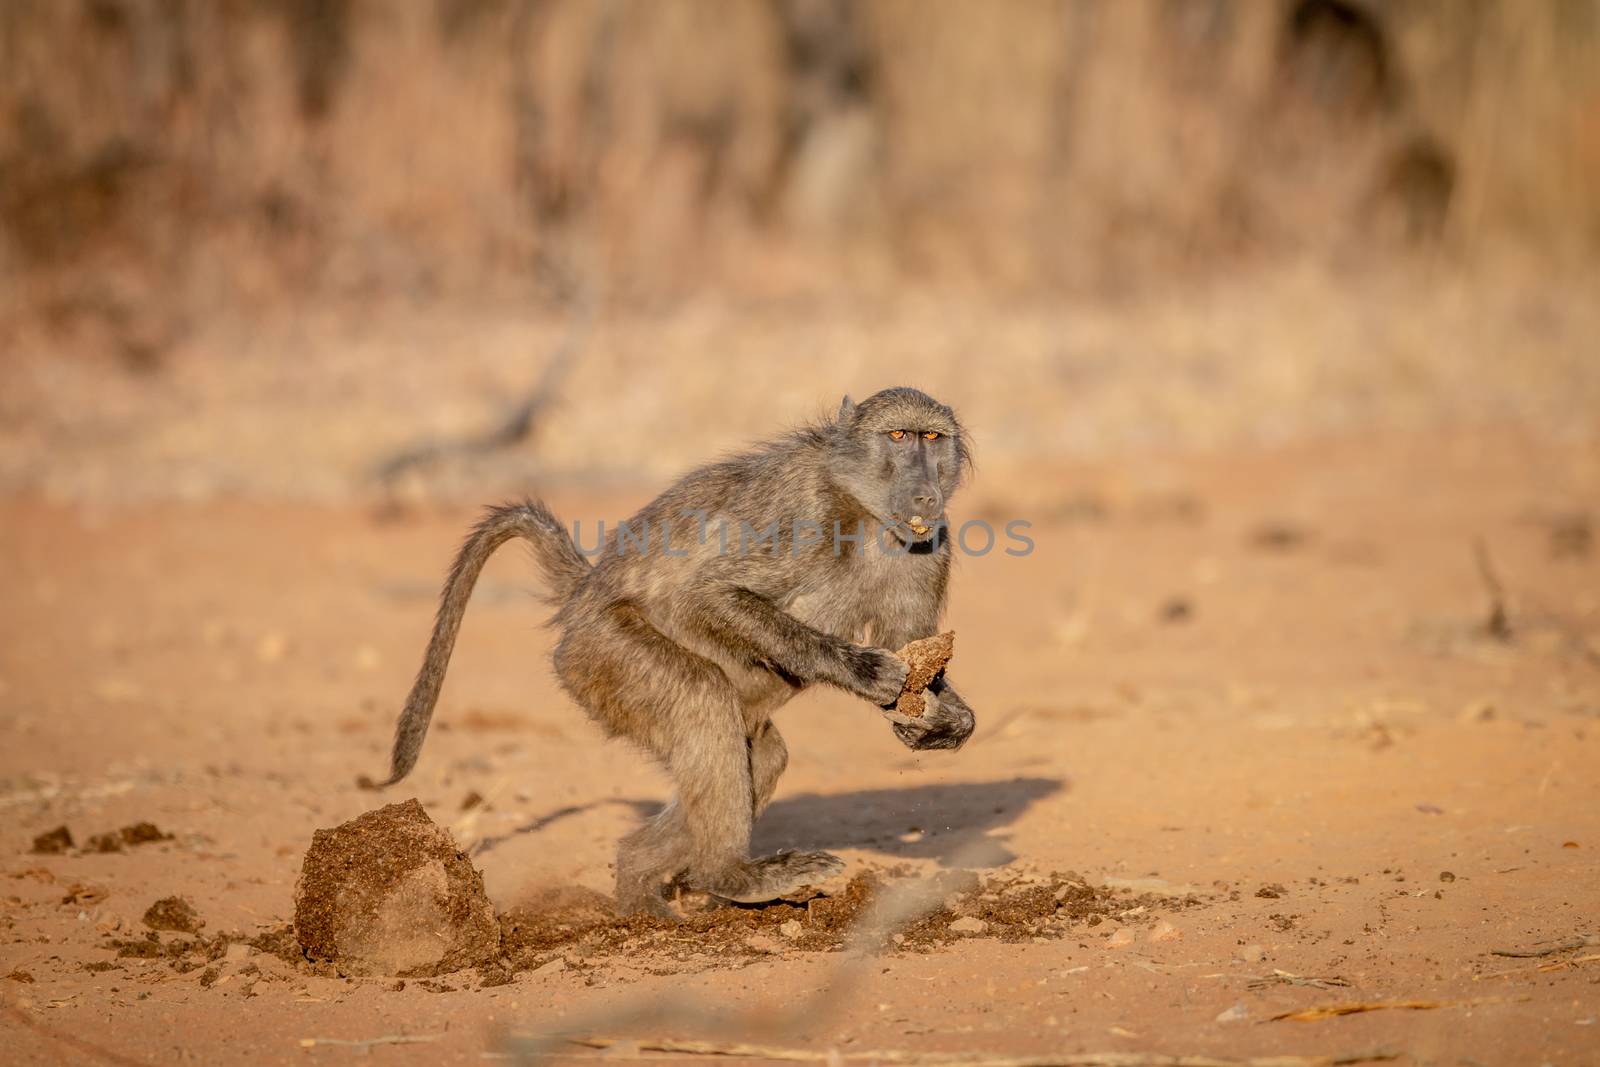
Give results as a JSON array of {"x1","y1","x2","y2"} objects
[
  {"x1": 614, "y1": 801, "x2": 690, "y2": 919},
  {"x1": 749, "y1": 719, "x2": 788, "y2": 819},
  {"x1": 555, "y1": 604, "x2": 838, "y2": 912}
]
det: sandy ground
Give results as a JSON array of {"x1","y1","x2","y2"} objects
[{"x1": 2, "y1": 428, "x2": 1598, "y2": 1065}]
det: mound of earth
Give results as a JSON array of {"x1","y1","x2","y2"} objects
[{"x1": 293, "y1": 798, "x2": 499, "y2": 978}]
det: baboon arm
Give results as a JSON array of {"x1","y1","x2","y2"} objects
[{"x1": 685, "y1": 586, "x2": 905, "y2": 705}]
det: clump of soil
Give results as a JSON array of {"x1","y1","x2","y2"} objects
[
  {"x1": 893, "y1": 632, "x2": 955, "y2": 718},
  {"x1": 30, "y1": 826, "x2": 74, "y2": 854},
  {"x1": 88, "y1": 822, "x2": 174, "y2": 852},
  {"x1": 144, "y1": 896, "x2": 204, "y2": 933},
  {"x1": 293, "y1": 798, "x2": 499, "y2": 978}
]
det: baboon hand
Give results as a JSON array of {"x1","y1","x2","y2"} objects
[
  {"x1": 891, "y1": 684, "x2": 976, "y2": 751},
  {"x1": 843, "y1": 645, "x2": 910, "y2": 707}
]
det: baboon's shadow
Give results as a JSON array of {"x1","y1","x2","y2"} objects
[
  {"x1": 754, "y1": 776, "x2": 1065, "y2": 867},
  {"x1": 474, "y1": 776, "x2": 1064, "y2": 869}
]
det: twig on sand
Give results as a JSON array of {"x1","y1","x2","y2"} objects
[
  {"x1": 1246, "y1": 971, "x2": 1352, "y2": 991},
  {"x1": 1272, "y1": 996, "x2": 1528, "y2": 1022},
  {"x1": 1489, "y1": 933, "x2": 1599, "y2": 958},
  {"x1": 1475, "y1": 953, "x2": 1600, "y2": 981},
  {"x1": 557, "y1": 1036, "x2": 1399, "y2": 1067},
  {"x1": 299, "y1": 1033, "x2": 442, "y2": 1051}
]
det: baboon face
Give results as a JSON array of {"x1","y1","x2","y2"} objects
[{"x1": 830, "y1": 388, "x2": 969, "y2": 545}]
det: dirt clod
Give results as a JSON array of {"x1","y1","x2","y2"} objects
[
  {"x1": 893, "y1": 632, "x2": 955, "y2": 718},
  {"x1": 144, "y1": 896, "x2": 204, "y2": 933},
  {"x1": 31, "y1": 826, "x2": 74, "y2": 854},
  {"x1": 293, "y1": 798, "x2": 499, "y2": 978}
]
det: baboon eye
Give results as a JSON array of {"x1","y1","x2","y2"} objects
[
  {"x1": 922, "y1": 431, "x2": 940, "y2": 441},
  {"x1": 888, "y1": 430, "x2": 906, "y2": 441}
]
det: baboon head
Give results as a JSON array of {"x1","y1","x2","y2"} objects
[{"x1": 828, "y1": 387, "x2": 970, "y2": 545}]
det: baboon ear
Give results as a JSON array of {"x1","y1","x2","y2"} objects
[{"x1": 838, "y1": 395, "x2": 856, "y2": 422}]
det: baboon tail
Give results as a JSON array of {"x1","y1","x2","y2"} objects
[{"x1": 374, "y1": 500, "x2": 589, "y2": 788}]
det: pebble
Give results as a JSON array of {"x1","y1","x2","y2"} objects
[
  {"x1": 949, "y1": 916, "x2": 989, "y2": 935},
  {"x1": 1107, "y1": 927, "x2": 1135, "y2": 948},
  {"x1": 745, "y1": 934, "x2": 782, "y2": 954},
  {"x1": 779, "y1": 919, "x2": 804, "y2": 940}
]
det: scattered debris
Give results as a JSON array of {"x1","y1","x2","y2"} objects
[{"x1": 499, "y1": 870, "x2": 1200, "y2": 971}]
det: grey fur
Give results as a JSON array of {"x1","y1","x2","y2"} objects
[{"x1": 380, "y1": 387, "x2": 978, "y2": 916}]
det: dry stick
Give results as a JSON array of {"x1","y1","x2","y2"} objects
[
  {"x1": 1475, "y1": 953, "x2": 1600, "y2": 981},
  {"x1": 562, "y1": 1037, "x2": 1398, "y2": 1067},
  {"x1": 298, "y1": 1034, "x2": 442, "y2": 1050},
  {"x1": 1489, "y1": 933, "x2": 1599, "y2": 958},
  {"x1": 1272, "y1": 995, "x2": 1529, "y2": 1023},
  {"x1": 1472, "y1": 538, "x2": 1512, "y2": 642},
  {"x1": 371, "y1": 294, "x2": 594, "y2": 489}
]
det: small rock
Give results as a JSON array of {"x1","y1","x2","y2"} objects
[
  {"x1": 1147, "y1": 920, "x2": 1181, "y2": 943},
  {"x1": 223, "y1": 942, "x2": 251, "y2": 963},
  {"x1": 1238, "y1": 943, "x2": 1265, "y2": 963},
  {"x1": 31, "y1": 826, "x2": 74, "y2": 854},
  {"x1": 1215, "y1": 1002, "x2": 1249, "y2": 1023},
  {"x1": 1107, "y1": 927, "x2": 1135, "y2": 948},
  {"x1": 779, "y1": 919, "x2": 804, "y2": 940},
  {"x1": 1255, "y1": 883, "x2": 1285, "y2": 899},
  {"x1": 86, "y1": 833, "x2": 124, "y2": 854},
  {"x1": 744, "y1": 934, "x2": 782, "y2": 954},
  {"x1": 143, "y1": 896, "x2": 204, "y2": 934},
  {"x1": 531, "y1": 957, "x2": 565, "y2": 976},
  {"x1": 1439, "y1": 871, "x2": 1456, "y2": 883},
  {"x1": 949, "y1": 916, "x2": 989, "y2": 935}
]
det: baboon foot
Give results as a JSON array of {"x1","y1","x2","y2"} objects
[
  {"x1": 615, "y1": 885, "x2": 679, "y2": 921},
  {"x1": 702, "y1": 850, "x2": 845, "y2": 904}
]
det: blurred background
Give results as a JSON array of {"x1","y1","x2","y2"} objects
[{"x1": 1, "y1": 0, "x2": 1596, "y2": 501}]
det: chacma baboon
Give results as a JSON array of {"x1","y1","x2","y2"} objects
[{"x1": 376, "y1": 387, "x2": 978, "y2": 917}]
